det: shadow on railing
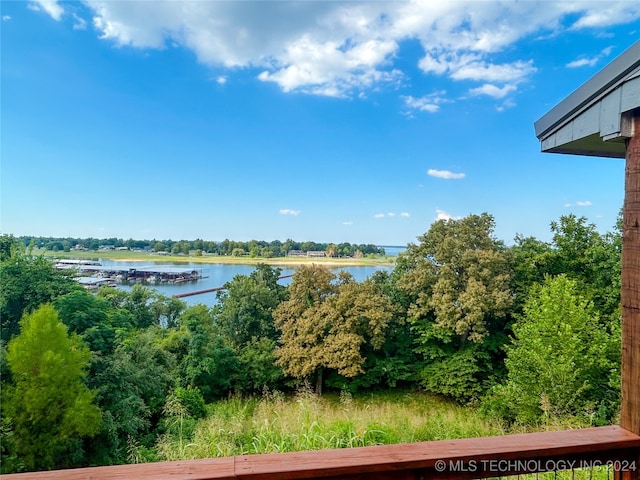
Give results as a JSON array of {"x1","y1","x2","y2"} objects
[{"x1": 4, "y1": 425, "x2": 640, "y2": 480}]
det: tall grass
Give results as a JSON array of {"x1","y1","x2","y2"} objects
[
  {"x1": 156, "y1": 389, "x2": 506, "y2": 461},
  {"x1": 155, "y1": 389, "x2": 615, "y2": 479}
]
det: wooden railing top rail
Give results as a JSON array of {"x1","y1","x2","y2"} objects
[{"x1": 5, "y1": 425, "x2": 640, "y2": 480}]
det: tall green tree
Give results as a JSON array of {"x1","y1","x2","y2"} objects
[
  {"x1": 398, "y1": 213, "x2": 513, "y2": 401},
  {"x1": 274, "y1": 266, "x2": 393, "y2": 394},
  {"x1": 2, "y1": 305, "x2": 101, "y2": 471},
  {"x1": 214, "y1": 265, "x2": 288, "y2": 393},
  {"x1": 491, "y1": 275, "x2": 620, "y2": 424}
]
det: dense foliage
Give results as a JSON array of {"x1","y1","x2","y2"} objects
[
  {"x1": 0, "y1": 212, "x2": 623, "y2": 472},
  {"x1": 19, "y1": 235, "x2": 385, "y2": 257}
]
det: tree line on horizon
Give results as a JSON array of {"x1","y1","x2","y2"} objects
[
  {"x1": 0, "y1": 211, "x2": 622, "y2": 473},
  {"x1": 20, "y1": 236, "x2": 385, "y2": 258}
]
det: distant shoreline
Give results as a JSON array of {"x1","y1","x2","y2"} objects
[{"x1": 40, "y1": 249, "x2": 397, "y2": 268}]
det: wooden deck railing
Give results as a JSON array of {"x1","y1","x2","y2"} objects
[{"x1": 4, "y1": 425, "x2": 640, "y2": 480}]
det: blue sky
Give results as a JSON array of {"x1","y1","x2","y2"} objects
[{"x1": 2, "y1": 1, "x2": 639, "y2": 246}]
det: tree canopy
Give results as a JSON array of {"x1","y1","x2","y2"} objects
[
  {"x1": 3, "y1": 305, "x2": 101, "y2": 471},
  {"x1": 274, "y1": 266, "x2": 393, "y2": 394}
]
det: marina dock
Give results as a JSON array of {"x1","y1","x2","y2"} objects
[{"x1": 55, "y1": 260, "x2": 203, "y2": 285}]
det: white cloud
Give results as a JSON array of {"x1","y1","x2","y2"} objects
[
  {"x1": 373, "y1": 211, "x2": 409, "y2": 219},
  {"x1": 420, "y1": 53, "x2": 536, "y2": 84},
  {"x1": 2, "y1": 15, "x2": 11, "y2": 21},
  {"x1": 436, "y1": 209, "x2": 455, "y2": 221},
  {"x1": 469, "y1": 83, "x2": 517, "y2": 99},
  {"x1": 279, "y1": 209, "x2": 301, "y2": 216},
  {"x1": 29, "y1": 0, "x2": 64, "y2": 20},
  {"x1": 566, "y1": 57, "x2": 598, "y2": 68},
  {"x1": 570, "y1": 4, "x2": 640, "y2": 29},
  {"x1": 60, "y1": 1, "x2": 640, "y2": 99},
  {"x1": 342, "y1": 221, "x2": 353, "y2": 225},
  {"x1": 216, "y1": 76, "x2": 228, "y2": 85},
  {"x1": 403, "y1": 92, "x2": 447, "y2": 113},
  {"x1": 451, "y1": 60, "x2": 535, "y2": 83},
  {"x1": 257, "y1": 35, "x2": 403, "y2": 97},
  {"x1": 428, "y1": 168, "x2": 465, "y2": 180},
  {"x1": 566, "y1": 46, "x2": 615, "y2": 68},
  {"x1": 72, "y1": 13, "x2": 87, "y2": 30},
  {"x1": 564, "y1": 200, "x2": 592, "y2": 207}
]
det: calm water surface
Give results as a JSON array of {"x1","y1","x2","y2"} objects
[{"x1": 100, "y1": 260, "x2": 394, "y2": 307}]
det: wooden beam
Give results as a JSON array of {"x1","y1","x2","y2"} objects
[
  {"x1": 622, "y1": 112, "x2": 640, "y2": 436},
  {"x1": 7, "y1": 426, "x2": 638, "y2": 480},
  {"x1": 0, "y1": 457, "x2": 236, "y2": 480}
]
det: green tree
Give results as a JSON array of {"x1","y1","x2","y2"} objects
[
  {"x1": 53, "y1": 290, "x2": 110, "y2": 335},
  {"x1": 337, "y1": 270, "x2": 418, "y2": 391},
  {"x1": 178, "y1": 305, "x2": 239, "y2": 402},
  {"x1": 492, "y1": 275, "x2": 620, "y2": 424},
  {"x1": 510, "y1": 215, "x2": 621, "y2": 331},
  {"x1": 0, "y1": 246, "x2": 80, "y2": 342},
  {"x1": 274, "y1": 266, "x2": 393, "y2": 394},
  {"x1": 85, "y1": 326, "x2": 178, "y2": 463},
  {"x1": 216, "y1": 264, "x2": 288, "y2": 346},
  {"x1": 236, "y1": 337, "x2": 284, "y2": 393},
  {"x1": 398, "y1": 213, "x2": 513, "y2": 401},
  {"x1": 3, "y1": 305, "x2": 101, "y2": 471},
  {"x1": 510, "y1": 234, "x2": 554, "y2": 312},
  {"x1": 0, "y1": 234, "x2": 17, "y2": 261},
  {"x1": 215, "y1": 265, "x2": 288, "y2": 393},
  {"x1": 549, "y1": 214, "x2": 621, "y2": 322}
]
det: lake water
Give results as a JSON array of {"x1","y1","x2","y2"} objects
[
  {"x1": 379, "y1": 245, "x2": 407, "y2": 256},
  {"x1": 100, "y1": 260, "x2": 395, "y2": 307}
]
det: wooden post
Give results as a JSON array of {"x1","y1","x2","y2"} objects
[{"x1": 622, "y1": 112, "x2": 640, "y2": 437}]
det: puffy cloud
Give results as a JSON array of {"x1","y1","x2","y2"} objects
[
  {"x1": 216, "y1": 76, "x2": 228, "y2": 85},
  {"x1": 468, "y1": 83, "x2": 517, "y2": 99},
  {"x1": 436, "y1": 209, "x2": 456, "y2": 221},
  {"x1": 419, "y1": 53, "x2": 535, "y2": 84},
  {"x1": 570, "y1": 3, "x2": 640, "y2": 29},
  {"x1": 279, "y1": 209, "x2": 301, "y2": 216},
  {"x1": 428, "y1": 169, "x2": 465, "y2": 180},
  {"x1": 29, "y1": 0, "x2": 64, "y2": 20},
  {"x1": 49, "y1": 1, "x2": 640, "y2": 99},
  {"x1": 400, "y1": 212, "x2": 410, "y2": 217},
  {"x1": 373, "y1": 213, "x2": 385, "y2": 219},
  {"x1": 2, "y1": 15, "x2": 11, "y2": 21},
  {"x1": 257, "y1": 35, "x2": 403, "y2": 97}
]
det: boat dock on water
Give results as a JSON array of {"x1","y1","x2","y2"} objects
[{"x1": 55, "y1": 260, "x2": 203, "y2": 285}]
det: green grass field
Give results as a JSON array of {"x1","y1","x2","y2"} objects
[{"x1": 37, "y1": 248, "x2": 396, "y2": 267}]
